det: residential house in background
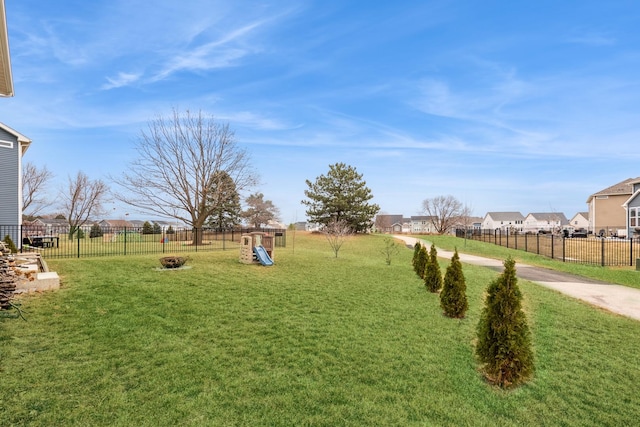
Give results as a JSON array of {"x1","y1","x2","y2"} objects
[
  {"x1": 374, "y1": 214, "x2": 405, "y2": 233},
  {"x1": 410, "y1": 215, "x2": 436, "y2": 234},
  {"x1": 523, "y1": 212, "x2": 569, "y2": 234},
  {"x1": 481, "y1": 212, "x2": 525, "y2": 232},
  {"x1": 98, "y1": 219, "x2": 134, "y2": 232},
  {"x1": 587, "y1": 177, "x2": 640, "y2": 237},
  {"x1": 622, "y1": 179, "x2": 640, "y2": 239},
  {"x1": 569, "y1": 212, "x2": 589, "y2": 231},
  {"x1": 24, "y1": 218, "x2": 69, "y2": 236}
]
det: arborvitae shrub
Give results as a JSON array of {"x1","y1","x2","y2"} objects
[
  {"x1": 440, "y1": 249, "x2": 468, "y2": 318},
  {"x1": 424, "y1": 244, "x2": 443, "y2": 293},
  {"x1": 416, "y1": 246, "x2": 428, "y2": 279},
  {"x1": 2, "y1": 235, "x2": 17, "y2": 253},
  {"x1": 476, "y1": 257, "x2": 534, "y2": 388},
  {"x1": 412, "y1": 242, "x2": 422, "y2": 273}
]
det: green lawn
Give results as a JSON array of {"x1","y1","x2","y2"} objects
[
  {"x1": 1, "y1": 232, "x2": 639, "y2": 426},
  {"x1": 424, "y1": 234, "x2": 640, "y2": 290}
]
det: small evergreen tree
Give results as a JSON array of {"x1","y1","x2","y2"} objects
[
  {"x1": 424, "y1": 244, "x2": 443, "y2": 293},
  {"x1": 89, "y1": 223, "x2": 103, "y2": 238},
  {"x1": 412, "y1": 242, "x2": 422, "y2": 273},
  {"x1": 3, "y1": 235, "x2": 17, "y2": 253},
  {"x1": 142, "y1": 221, "x2": 154, "y2": 234},
  {"x1": 416, "y1": 245, "x2": 428, "y2": 279},
  {"x1": 476, "y1": 257, "x2": 534, "y2": 388},
  {"x1": 166, "y1": 225, "x2": 175, "y2": 235},
  {"x1": 381, "y1": 237, "x2": 400, "y2": 266},
  {"x1": 440, "y1": 249, "x2": 468, "y2": 318},
  {"x1": 152, "y1": 222, "x2": 162, "y2": 234}
]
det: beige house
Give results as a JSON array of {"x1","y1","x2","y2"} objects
[
  {"x1": 587, "y1": 177, "x2": 640, "y2": 236},
  {"x1": 523, "y1": 212, "x2": 568, "y2": 234},
  {"x1": 568, "y1": 212, "x2": 589, "y2": 230}
]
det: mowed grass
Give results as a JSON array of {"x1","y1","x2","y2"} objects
[
  {"x1": 426, "y1": 234, "x2": 640, "y2": 290},
  {"x1": 1, "y1": 232, "x2": 639, "y2": 426}
]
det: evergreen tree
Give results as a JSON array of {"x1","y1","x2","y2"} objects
[
  {"x1": 89, "y1": 223, "x2": 103, "y2": 238},
  {"x1": 166, "y1": 225, "x2": 175, "y2": 235},
  {"x1": 142, "y1": 221, "x2": 154, "y2": 234},
  {"x1": 416, "y1": 245, "x2": 428, "y2": 279},
  {"x1": 424, "y1": 244, "x2": 443, "y2": 293},
  {"x1": 412, "y1": 242, "x2": 422, "y2": 273},
  {"x1": 241, "y1": 192, "x2": 280, "y2": 228},
  {"x1": 2, "y1": 235, "x2": 17, "y2": 253},
  {"x1": 476, "y1": 257, "x2": 534, "y2": 388},
  {"x1": 206, "y1": 171, "x2": 242, "y2": 229},
  {"x1": 152, "y1": 222, "x2": 162, "y2": 234},
  {"x1": 302, "y1": 163, "x2": 380, "y2": 233},
  {"x1": 440, "y1": 249, "x2": 468, "y2": 318}
]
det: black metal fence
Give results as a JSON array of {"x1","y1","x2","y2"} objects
[
  {"x1": 456, "y1": 229, "x2": 640, "y2": 267},
  {"x1": 0, "y1": 224, "x2": 286, "y2": 259}
]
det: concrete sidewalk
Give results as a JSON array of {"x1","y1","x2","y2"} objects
[{"x1": 394, "y1": 235, "x2": 640, "y2": 322}]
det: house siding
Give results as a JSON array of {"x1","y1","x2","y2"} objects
[
  {"x1": 0, "y1": 127, "x2": 19, "y2": 225},
  {"x1": 589, "y1": 195, "x2": 628, "y2": 234}
]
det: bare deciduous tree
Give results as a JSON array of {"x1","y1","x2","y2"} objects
[
  {"x1": 112, "y1": 109, "x2": 258, "y2": 244},
  {"x1": 59, "y1": 171, "x2": 108, "y2": 239},
  {"x1": 323, "y1": 218, "x2": 353, "y2": 258},
  {"x1": 22, "y1": 162, "x2": 54, "y2": 217},
  {"x1": 421, "y1": 195, "x2": 464, "y2": 234}
]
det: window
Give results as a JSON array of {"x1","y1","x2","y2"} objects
[
  {"x1": 0, "y1": 140, "x2": 13, "y2": 149},
  {"x1": 631, "y1": 208, "x2": 638, "y2": 227}
]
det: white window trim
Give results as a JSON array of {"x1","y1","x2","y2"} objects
[{"x1": 0, "y1": 139, "x2": 13, "y2": 148}]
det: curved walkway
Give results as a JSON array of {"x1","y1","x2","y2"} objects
[{"x1": 394, "y1": 235, "x2": 640, "y2": 322}]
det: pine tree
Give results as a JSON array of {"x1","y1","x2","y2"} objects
[
  {"x1": 142, "y1": 221, "x2": 154, "y2": 234},
  {"x1": 424, "y1": 244, "x2": 443, "y2": 293},
  {"x1": 476, "y1": 257, "x2": 534, "y2": 388},
  {"x1": 440, "y1": 249, "x2": 468, "y2": 318},
  {"x1": 89, "y1": 223, "x2": 103, "y2": 238}
]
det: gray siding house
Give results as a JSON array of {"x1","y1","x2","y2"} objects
[
  {"x1": 0, "y1": 123, "x2": 31, "y2": 244},
  {"x1": 623, "y1": 179, "x2": 640, "y2": 239}
]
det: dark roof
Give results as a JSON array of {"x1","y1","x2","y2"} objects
[{"x1": 588, "y1": 177, "x2": 640, "y2": 202}]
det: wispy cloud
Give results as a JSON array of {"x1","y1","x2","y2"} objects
[{"x1": 102, "y1": 72, "x2": 143, "y2": 90}]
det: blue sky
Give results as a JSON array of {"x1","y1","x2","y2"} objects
[{"x1": 3, "y1": 1, "x2": 640, "y2": 222}]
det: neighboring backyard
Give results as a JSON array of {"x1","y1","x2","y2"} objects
[{"x1": 1, "y1": 232, "x2": 639, "y2": 426}]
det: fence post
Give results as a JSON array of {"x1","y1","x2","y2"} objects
[
  {"x1": 630, "y1": 237, "x2": 634, "y2": 267},
  {"x1": 601, "y1": 238, "x2": 605, "y2": 267},
  {"x1": 77, "y1": 227, "x2": 81, "y2": 258},
  {"x1": 124, "y1": 227, "x2": 127, "y2": 256},
  {"x1": 551, "y1": 235, "x2": 554, "y2": 259},
  {"x1": 537, "y1": 233, "x2": 540, "y2": 255},
  {"x1": 222, "y1": 229, "x2": 226, "y2": 250},
  {"x1": 562, "y1": 236, "x2": 565, "y2": 262}
]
